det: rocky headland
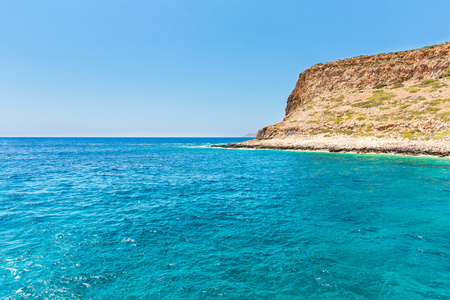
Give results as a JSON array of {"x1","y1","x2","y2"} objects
[{"x1": 219, "y1": 43, "x2": 450, "y2": 157}]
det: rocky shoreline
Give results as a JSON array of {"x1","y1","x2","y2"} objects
[
  {"x1": 214, "y1": 43, "x2": 450, "y2": 158},
  {"x1": 213, "y1": 136, "x2": 450, "y2": 157}
]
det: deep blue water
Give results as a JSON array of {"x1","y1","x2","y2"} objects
[{"x1": 1, "y1": 138, "x2": 449, "y2": 299}]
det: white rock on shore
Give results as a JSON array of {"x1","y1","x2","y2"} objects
[{"x1": 217, "y1": 135, "x2": 450, "y2": 157}]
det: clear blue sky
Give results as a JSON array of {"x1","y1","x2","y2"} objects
[{"x1": 1, "y1": 0, "x2": 449, "y2": 137}]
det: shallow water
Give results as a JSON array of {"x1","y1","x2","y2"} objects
[{"x1": 1, "y1": 138, "x2": 449, "y2": 299}]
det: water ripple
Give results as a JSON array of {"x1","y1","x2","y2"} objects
[{"x1": 0, "y1": 138, "x2": 449, "y2": 299}]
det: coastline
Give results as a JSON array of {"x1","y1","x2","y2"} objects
[
  {"x1": 224, "y1": 43, "x2": 450, "y2": 159},
  {"x1": 212, "y1": 136, "x2": 450, "y2": 157}
]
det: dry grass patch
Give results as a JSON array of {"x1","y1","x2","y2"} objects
[{"x1": 406, "y1": 87, "x2": 421, "y2": 93}]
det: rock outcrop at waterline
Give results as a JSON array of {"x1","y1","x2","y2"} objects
[
  {"x1": 217, "y1": 136, "x2": 450, "y2": 157},
  {"x1": 219, "y1": 43, "x2": 450, "y2": 156}
]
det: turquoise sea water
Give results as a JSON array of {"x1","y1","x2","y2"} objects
[{"x1": 0, "y1": 138, "x2": 449, "y2": 299}]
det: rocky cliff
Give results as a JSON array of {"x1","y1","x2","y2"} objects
[{"x1": 256, "y1": 42, "x2": 450, "y2": 142}]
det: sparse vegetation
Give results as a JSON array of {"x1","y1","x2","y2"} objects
[
  {"x1": 335, "y1": 116, "x2": 344, "y2": 123},
  {"x1": 392, "y1": 83, "x2": 405, "y2": 89},
  {"x1": 373, "y1": 83, "x2": 387, "y2": 89},
  {"x1": 402, "y1": 133, "x2": 416, "y2": 139},
  {"x1": 327, "y1": 95, "x2": 344, "y2": 102},
  {"x1": 421, "y1": 79, "x2": 437, "y2": 86},
  {"x1": 406, "y1": 87, "x2": 420, "y2": 93},
  {"x1": 319, "y1": 129, "x2": 332, "y2": 134},
  {"x1": 402, "y1": 129, "x2": 421, "y2": 140},
  {"x1": 425, "y1": 107, "x2": 441, "y2": 113},
  {"x1": 367, "y1": 90, "x2": 397, "y2": 101},
  {"x1": 351, "y1": 99, "x2": 382, "y2": 108},
  {"x1": 433, "y1": 131, "x2": 450, "y2": 139},
  {"x1": 351, "y1": 90, "x2": 397, "y2": 108},
  {"x1": 419, "y1": 79, "x2": 447, "y2": 92},
  {"x1": 334, "y1": 129, "x2": 354, "y2": 135},
  {"x1": 439, "y1": 68, "x2": 450, "y2": 78},
  {"x1": 274, "y1": 43, "x2": 450, "y2": 145},
  {"x1": 428, "y1": 99, "x2": 443, "y2": 106},
  {"x1": 438, "y1": 111, "x2": 450, "y2": 121}
]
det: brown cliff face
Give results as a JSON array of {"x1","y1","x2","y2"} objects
[
  {"x1": 256, "y1": 43, "x2": 450, "y2": 141},
  {"x1": 285, "y1": 43, "x2": 450, "y2": 116}
]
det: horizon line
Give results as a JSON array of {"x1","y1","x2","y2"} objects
[{"x1": 0, "y1": 136, "x2": 253, "y2": 138}]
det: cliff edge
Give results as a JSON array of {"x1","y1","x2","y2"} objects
[{"x1": 220, "y1": 43, "x2": 450, "y2": 156}]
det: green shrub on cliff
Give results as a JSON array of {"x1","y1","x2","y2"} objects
[
  {"x1": 351, "y1": 91, "x2": 397, "y2": 109},
  {"x1": 421, "y1": 79, "x2": 437, "y2": 86},
  {"x1": 402, "y1": 129, "x2": 421, "y2": 140},
  {"x1": 335, "y1": 129, "x2": 354, "y2": 135},
  {"x1": 439, "y1": 68, "x2": 450, "y2": 78},
  {"x1": 368, "y1": 90, "x2": 397, "y2": 101},
  {"x1": 428, "y1": 99, "x2": 445, "y2": 106},
  {"x1": 318, "y1": 129, "x2": 332, "y2": 134},
  {"x1": 351, "y1": 100, "x2": 382, "y2": 108},
  {"x1": 373, "y1": 83, "x2": 387, "y2": 89},
  {"x1": 392, "y1": 83, "x2": 405, "y2": 89},
  {"x1": 426, "y1": 107, "x2": 441, "y2": 113},
  {"x1": 405, "y1": 86, "x2": 420, "y2": 93},
  {"x1": 328, "y1": 95, "x2": 344, "y2": 102},
  {"x1": 419, "y1": 79, "x2": 447, "y2": 92},
  {"x1": 438, "y1": 111, "x2": 450, "y2": 121},
  {"x1": 402, "y1": 133, "x2": 415, "y2": 139}
]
